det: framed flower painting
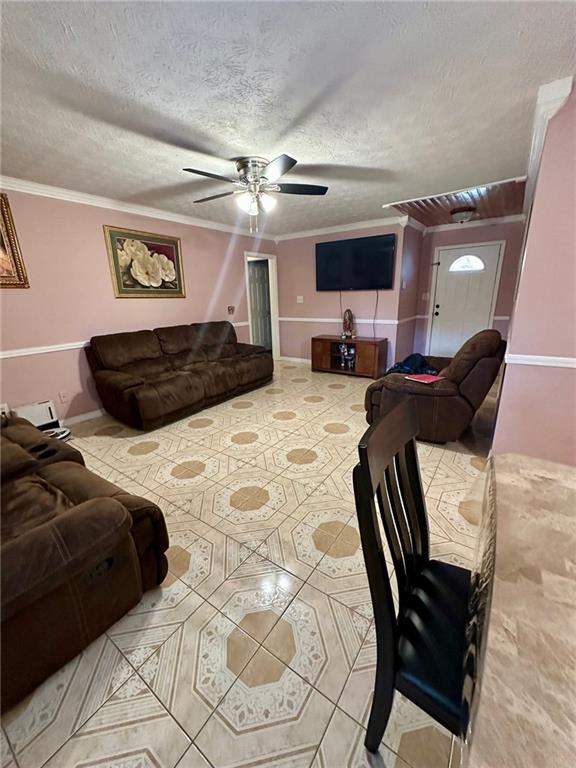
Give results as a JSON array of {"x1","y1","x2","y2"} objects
[
  {"x1": 1, "y1": 193, "x2": 29, "y2": 288},
  {"x1": 104, "y1": 225, "x2": 185, "y2": 298}
]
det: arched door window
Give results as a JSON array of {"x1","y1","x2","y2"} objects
[{"x1": 449, "y1": 254, "x2": 485, "y2": 272}]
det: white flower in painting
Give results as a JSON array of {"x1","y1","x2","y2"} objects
[
  {"x1": 152, "y1": 252, "x2": 176, "y2": 283},
  {"x1": 117, "y1": 238, "x2": 150, "y2": 272},
  {"x1": 130, "y1": 251, "x2": 162, "y2": 287}
]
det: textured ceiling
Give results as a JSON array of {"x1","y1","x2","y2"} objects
[
  {"x1": 393, "y1": 178, "x2": 526, "y2": 227},
  {"x1": 1, "y1": 2, "x2": 575, "y2": 235}
]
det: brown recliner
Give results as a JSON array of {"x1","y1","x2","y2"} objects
[
  {"x1": 1, "y1": 416, "x2": 169, "y2": 712},
  {"x1": 364, "y1": 330, "x2": 506, "y2": 443},
  {"x1": 87, "y1": 320, "x2": 274, "y2": 430}
]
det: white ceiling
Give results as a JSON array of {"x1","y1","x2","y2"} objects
[{"x1": 1, "y1": 2, "x2": 574, "y2": 235}]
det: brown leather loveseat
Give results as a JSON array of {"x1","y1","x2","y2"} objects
[
  {"x1": 1, "y1": 416, "x2": 169, "y2": 712},
  {"x1": 87, "y1": 320, "x2": 273, "y2": 430},
  {"x1": 364, "y1": 329, "x2": 506, "y2": 443}
]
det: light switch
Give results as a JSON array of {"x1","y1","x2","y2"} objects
[
  {"x1": 422, "y1": 292, "x2": 430, "y2": 301},
  {"x1": 401, "y1": 280, "x2": 407, "y2": 290},
  {"x1": 296, "y1": 295, "x2": 304, "y2": 304}
]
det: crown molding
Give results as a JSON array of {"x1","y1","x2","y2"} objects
[
  {"x1": 524, "y1": 76, "x2": 573, "y2": 215},
  {"x1": 423, "y1": 214, "x2": 526, "y2": 234},
  {"x1": 274, "y1": 216, "x2": 406, "y2": 242},
  {"x1": 0, "y1": 176, "x2": 276, "y2": 240},
  {"x1": 405, "y1": 217, "x2": 427, "y2": 233}
]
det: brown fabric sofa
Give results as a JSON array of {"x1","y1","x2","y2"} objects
[
  {"x1": 1, "y1": 416, "x2": 169, "y2": 712},
  {"x1": 364, "y1": 330, "x2": 506, "y2": 443},
  {"x1": 86, "y1": 320, "x2": 274, "y2": 430}
]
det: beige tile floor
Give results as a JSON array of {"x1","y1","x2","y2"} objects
[{"x1": 1, "y1": 361, "x2": 488, "y2": 768}]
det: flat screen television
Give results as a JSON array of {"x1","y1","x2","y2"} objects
[{"x1": 315, "y1": 234, "x2": 396, "y2": 291}]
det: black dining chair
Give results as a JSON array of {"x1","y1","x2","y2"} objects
[{"x1": 353, "y1": 396, "x2": 495, "y2": 753}]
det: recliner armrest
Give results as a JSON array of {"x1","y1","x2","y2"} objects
[
  {"x1": 1, "y1": 498, "x2": 133, "y2": 619},
  {"x1": 94, "y1": 370, "x2": 145, "y2": 391},
  {"x1": 383, "y1": 373, "x2": 459, "y2": 397},
  {"x1": 364, "y1": 377, "x2": 388, "y2": 411},
  {"x1": 236, "y1": 342, "x2": 268, "y2": 356}
]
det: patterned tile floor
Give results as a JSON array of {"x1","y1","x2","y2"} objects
[{"x1": 1, "y1": 362, "x2": 489, "y2": 768}]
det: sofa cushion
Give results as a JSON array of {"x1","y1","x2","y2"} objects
[
  {"x1": 184, "y1": 362, "x2": 237, "y2": 399},
  {"x1": 168, "y1": 349, "x2": 208, "y2": 368},
  {"x1": 91, "y1": 330, "x2": 162, "y2": 370},
  {"x1": 440, "y1": 330, "x2": 502, "y2": 384},
  {"x1": 190, "y1": 321, "x2": 237, "y2": 347},
  {"x1": 1, "y1": 440, "x2": 39, "y2": 482},
  {"x1": 131, "y1": 372, "x2": 205, "y2": 423},
  {"x1": 204, "y1": 343, "x2": 239, "y2": 361},
  {"x1": 154, "y1": 325, "x2": 198, "y2": 355},
  {"x1": 120, "y1": 356, "x2": 175, "y2": 379}
]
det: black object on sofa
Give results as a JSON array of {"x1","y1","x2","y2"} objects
[{"x1": 86, "y1": 321, "x2": 274, "y2": 430}]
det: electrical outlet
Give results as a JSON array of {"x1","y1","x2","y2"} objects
[
  {"x1": 0, "y1": 403, "x2": 9, "y2": 417},
  {"x1": 227, "y1": 305, "x2": 235, "y2": 315},
  {"x1": 296, "y1": 295, "x2": 304, "y2": 304},
  {"x1": 58, "y1": 391, "x2": 70, "y2": 404}
]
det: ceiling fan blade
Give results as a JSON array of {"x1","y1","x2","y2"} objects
[
  {"x1": 193, "y1": 191, "x2": 235, "y2": 204},
  {"x1": 262, "y1": 154, "x2": 297, "y2": 182},
  {"x1": 276, "y1": 183, "x2": 328, "y2": 196},
  {"x1": 184, "y1": 168, "x2": 237, "y2": 184}
]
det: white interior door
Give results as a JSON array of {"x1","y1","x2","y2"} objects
[
  {"x1": 428, "y1": 243, "x2": 502, "y2": 356},
  {"x1": 247, "y1": 259, "x2": 272, "y2": 350}
]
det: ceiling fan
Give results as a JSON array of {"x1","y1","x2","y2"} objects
[{"x1": 183, "y1": 154, "x2": 328, "y2": 229}]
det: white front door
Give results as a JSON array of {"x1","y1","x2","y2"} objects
[{"x1": 428, "y1": 243, "x2": 503, "y2": 356}]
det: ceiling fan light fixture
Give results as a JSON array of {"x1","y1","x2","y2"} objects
[
  {"x1": 236, "y1": 192, "x2": 259, "y2": 216},
  {"x1": 259, "y1": 192, "x2": 277, "y2": 212},
  {"x1": 450, "y1": 205, "x2": 476, "y2": 224}
]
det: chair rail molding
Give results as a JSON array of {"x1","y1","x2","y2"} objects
[{"x1": 505, "y1": 353, "x2": 576, "y2": 369}]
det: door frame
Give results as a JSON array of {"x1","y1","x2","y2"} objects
[
  {"x1": 244, "y1": 251, "x2": 280, "y2": 359},
  {"x1": 424, "y1": 240, "x2": 506, "y2": 355}
]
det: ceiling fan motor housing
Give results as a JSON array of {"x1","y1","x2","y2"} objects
[{"x1": 235, "y1": 157, "x2": 269, "y2": 183}]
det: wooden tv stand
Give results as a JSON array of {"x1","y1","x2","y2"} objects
[{"x1": 311, "y1": 335, "x2": 388, "y2": 379}]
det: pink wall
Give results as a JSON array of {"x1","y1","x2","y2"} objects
[
  {"x1": 395, "y1": 225, "x2": 423, "y2": 359},
  {"x1": 493, "y1": 87, "x2": 576, "y2": 465},
  {"x1": 413, "y1": 219, "x2": 526, "y2": 350},
  {"x1": 0, "y1": 190, "x2": 269, "y2": 418},
  {"x1": 276, "y1": 223, "x2": 405, "y2": 365}
]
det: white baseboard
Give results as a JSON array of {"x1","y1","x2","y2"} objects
[
  {"x1": 277, "y1": 356, "x2": 311, "y2": 364},
  {"x1": 63, "y1": 408, "x2": 105, "y2": 426}
]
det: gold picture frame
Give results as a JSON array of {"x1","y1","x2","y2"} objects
[
  {"x1": 0, "y1": 193, "x2": 29, "y2": 288},
  {"x1": 104, "y1": 225, "x2": 185, "y2": 298}
]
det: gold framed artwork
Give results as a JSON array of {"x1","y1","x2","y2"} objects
[
  {"x1": 0, "y1": 193, "x2": 29, "y2": 288},
  {"x1": 104, "y1": 225, "x2": 185, "y2": 298}
]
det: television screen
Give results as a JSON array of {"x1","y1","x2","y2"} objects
[{"x1": 315, "y1": 234, "x2": 396, "y2": 291}]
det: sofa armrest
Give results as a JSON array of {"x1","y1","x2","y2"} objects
[
  {"x1": 382, "y1": 373, "x2": 459, "y2": 397},
  {"x1": 1, "y1": 498, "x2": 133, "y2": 620},
  {"x1": 94, "y1": 370, "x2": 145, "y2": 391},
  {"x1": 235, "y1": 342, "x2": 268, "y2": 356}
]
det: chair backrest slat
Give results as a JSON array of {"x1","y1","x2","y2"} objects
[
  {"x1": 357, "y1": 397, "x2": 430, "y2": 605},
  {"x1": 396, "y1": 439, "x2": 430, "y2": 567}
]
